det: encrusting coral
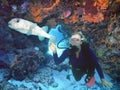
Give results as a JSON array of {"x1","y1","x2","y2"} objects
[
  {"x1": 10, "y1": 49, "x2": 45, "y2": 81},
  {"x1": 29, "y1": 0, "x2": 60, "y2": 23}
]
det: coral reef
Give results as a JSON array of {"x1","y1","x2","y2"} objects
[
  {"x1": 29, "y1": 0, "x2": 60, "y2": 23},
  {"x1": 0, "y1": 0, "x2": 120, "y2": 89},
  {"x1": 10, "y1": 48, "x2": 45, "y2": 81},
  {"x1": 32, "y1": 67, "x2": 57, "y2": 87},
  {"x1": 1, "y1": 0, "x2": 120, "y2": 30}
]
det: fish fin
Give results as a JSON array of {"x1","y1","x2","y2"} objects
[
  {"x1": 38, "y1": 36, "x2": 45, "y2": 41},
  {"x1": 86, "y1": 76, "x2": 95, "y2": 86},
  {"x1": 41, "y1": 26, "x2": 48, "y2": 32},
  {"x1": 38, "y1": 35, "x2": 56, "y2": 41}
]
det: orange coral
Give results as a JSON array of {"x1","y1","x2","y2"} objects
[
  {"x1": 83, "y1": 12, "x2": 104, "y2": 23},
  {"x1": 70, "y1": 14, "x2": 79, "y2": 24},
  {"x1": 116, "y1": 0, "x2": 120, "y2": 2},
  {"x1": 80, "y1": 0, "x2": 108, "y2": 23},
  {"x1": 29, "y1": 5, "x2": 42, "y2": 17},
  {"x1": 94, "y1": 0, "x2": 109, "y2": 10},
  {"x1": 64, "y1": 14, "x2": 79, "y2": 24},
  {"x1": 29, "y1": 0, "x2": 60, "y2": 23},
  {"x1": 33, "y1": 16, "x2": 43, "y2": 23},
  {"x1": 43, "y1": 0, "x2": 60, "y2": 11}
]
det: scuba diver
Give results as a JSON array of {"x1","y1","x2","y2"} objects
[{"x1": 49, "y1": 31, "x2": 113, "y2": 87}]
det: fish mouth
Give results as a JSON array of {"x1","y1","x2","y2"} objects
[{"x1": 8, "y1": 22, "x2": 12, "y2": 27}]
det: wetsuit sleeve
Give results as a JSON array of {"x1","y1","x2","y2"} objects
[
  {"x1": 88, "y1": 48, "x2": 104, "y2": 79},
  {"x1": 53, "y1": 49, "x2": 69, "y2": 65}
]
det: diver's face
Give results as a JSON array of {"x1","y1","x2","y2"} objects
[{"x1": 69, "y1": 34, "x2": 82, "y2": 47}]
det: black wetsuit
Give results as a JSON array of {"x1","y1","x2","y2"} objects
[{"x1": 53, "y1": 43, "x2": 104, "y2": 82}]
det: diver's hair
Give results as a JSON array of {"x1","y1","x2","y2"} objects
[{"x1": 71, "y1": 31, "x2": 86, "y2": 42}]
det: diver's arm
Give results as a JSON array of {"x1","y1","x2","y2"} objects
[
  {"x1": 53, "y1": 49, "x2": 69, "y2": 64},
  {"x1": 88, "y1": 48, "x2": 113, "y2": 88},
  {"x1": 88, "y1": 48, "x2": 104, "y2": 79},
  {"x1": 49, "y1": 42, "x2": 69, "y2": 64}
]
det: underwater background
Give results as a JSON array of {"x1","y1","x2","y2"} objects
[{"x1": 0, "y1": 0, "x2": 120, "y2": 90}]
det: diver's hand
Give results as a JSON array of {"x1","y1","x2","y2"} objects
[
  {"x1": 101, "y1": 79, "x2": 113, "y2": 88},
  {"x1": 49, "y1": 35, "x2": 56, "y2": 42},
  {"x1": 49, "y1": 42, "x2": 57, "y2": 53}
]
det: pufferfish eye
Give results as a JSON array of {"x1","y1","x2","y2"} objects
[{"x1": 16, "y1": 19, "x2": 20, "y2": 23}]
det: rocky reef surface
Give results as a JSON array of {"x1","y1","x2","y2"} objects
[{"x1": 0, "y1": 0, "x2": 120, "y2": 89}]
